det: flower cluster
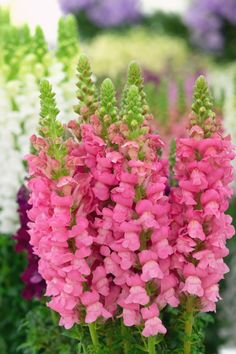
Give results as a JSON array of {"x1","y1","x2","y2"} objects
[
  {"x1": 26, "y1": 55, "x2": 235, "y2": 343},
  {"x1": 59, "y1": 0, "x2": 141, "y2": 28},
  {"x1": 14, "y1": 185, "x2": 45, "y2": 300},
  {"x1": 26, "y1": 58, "x2": 178, "y2": 336},
  {"x1": 0, "y1": 11, "x2": 79, "y2": 234},
  {"x1": 185, "y1": 0, "x2": 236, "y2": 56},
  {"x1": 171, "y1": 76, "x2": 235, "y2": 312}
]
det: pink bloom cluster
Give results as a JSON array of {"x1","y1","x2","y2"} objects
[
  {"x1": 26, "y1": 75, "x2": 235, "y2": 339},
  {"x1": 26, "y1": 115, "x2": 178, "y2": 336},
  {"x1": 171, "y1": 125, "x2": 235, "y2": 311}
]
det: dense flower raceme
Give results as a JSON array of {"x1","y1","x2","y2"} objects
[
  {"x1": 26, "y1": 56, "x2": 235, "y2": 342},
  {"x1": 59, "y1": 0, "x2": 141, "y2": 28},
  {"x1": 170, "y1": 77, "x2": 235, "y2": 312},
  {"x1": 13, "y1": 185, "x2": 45, "y2": 300},
  {"x1": 185, "y1": 0, "x2": 236, "y2": 54},
  {"x1": 0, "y1": 13, "x2": 79, "y2": 234},
  {"x1": 26, "y1": 58, "x2": 178, "y2": 336}
]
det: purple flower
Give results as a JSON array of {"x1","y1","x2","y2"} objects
[
  {"x1": 13, "y1": 185, "x2": 45, "y2": 300},
  {"x1": 59, "y1": 0, "x2": 96, "y2": 14},
  {"x1": 59, "y1": 0, "x2": 142, "y2": 28},
  {"x1": 184, "y1": 0, "x2": 236, "y2": 52},
  {"x1": 87, "y1": 0, "x2": 141, "y2": 27}
]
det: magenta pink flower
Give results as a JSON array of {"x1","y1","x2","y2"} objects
[
  {"x1": 26, "y1": 71, "x2": 235, "y2": 344},
  {"x1": 170, "y1": 78, "x2": 235, "y2": 313},
  {"x1": 26, "y1": 110, "x2": 174, "y2": 335}
]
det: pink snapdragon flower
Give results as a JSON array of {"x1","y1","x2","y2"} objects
[
  {"x1": 171, "y1": 78, "x2": 235, "y2": 311},
  {"x1": 26, "y1": 106, "x2": 174, "y2": 336}
]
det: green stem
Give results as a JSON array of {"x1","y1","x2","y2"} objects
[
  {"x1": 88, "y1": 323, "x2": 99, "y2": 352},
  {"x1": 184, "y1": 296, "x2": 195, "y2": 354},
  {"x1": 148, "y1": 336, "x2": 156, "y2": 354},
  {"x1": 50, "y1": 309, "x2": 57, "y2": 325},
  {"x1": 121, "y1": 321, "x2": 129, "y2": 354}
]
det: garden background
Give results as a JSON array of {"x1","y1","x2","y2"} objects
[{"x1": 0, "y1": 1, "x2": 236, "y2": 353}]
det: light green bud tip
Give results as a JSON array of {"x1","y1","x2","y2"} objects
[
  {"x1": 39, "y1": 79, "x2": 61, "y2": 138},
  {"x1": 101, "y1": 78, "x2": 114, "y2": 91},
  {"x1": 74, "y1": 54, "x2": 98, "y2": 119},
  {"x1": 39, "y1": 79, "x2": 67, "y2": 167},
  {"x1": 77, "y1": 53, "x2": 90, "y2": 73},
  {"x1": 128, "y1": 61, "x2": 142, "y2": 86},
  {"x1": 192, "y1": 75, "x2": 214, "y2": 120},
  {"x1": 123, "y1": 85, "x2": 144, "y2": 131},
  {"x1": 100, "y1": 78, "x2": 117, "y2": 118},
  {"x1": 126, "y1": 61, "x2": 149, "y2": 114}
]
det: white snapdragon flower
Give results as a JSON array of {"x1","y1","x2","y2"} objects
[{"x1": 0, "y1": 60, "x2": 77, "y2": 235}]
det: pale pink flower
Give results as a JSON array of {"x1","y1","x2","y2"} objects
[
  {"x1": 125, "y1": 286, "x2": 149, "y2": 305},
  {"x1": 142, "y1": 317, "x2": 167, "y2": 337}
]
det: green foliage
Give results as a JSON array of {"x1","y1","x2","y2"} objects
[
  {"x1": 19, "y1": 311, "x2": 155, "y2": 354},
  {"x1": 142, "y1": 11, "x2": 189, "y2": 41},
  {"x1": 0, "y1": 236, "x2": 36, "y2": 354},
  {"x1": 177, "y1": 78, "x2": 186, "y2": 115},
  {"x1": 0, "y1": 7, "x2": 10, "y2": 26},
  {"x1": 74, "y1": 54, "x2": 98, "y2": 120},
  {"x1": 18, "y1": 304, "x2": 79, "y2": 354},
  {"x1": 160, "y1": 301, "x2": 213, "y2": 354},
  {"x1": 57, "y1": 15, "x2": 79, "y2": 69}
]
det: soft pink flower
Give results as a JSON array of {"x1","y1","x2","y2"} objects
[
  {"x1": 141, "y1": 260, "x2": 164, "y2": 281},
  {"x1": 182, "y1": 276, "x2": 204, "y2": 297},
  {"x1": 142, "y1": 317, "x2": 167, "y2": 337},
  {"x1": 125, "y1": 286, "x2": 149, "y2": 305}
]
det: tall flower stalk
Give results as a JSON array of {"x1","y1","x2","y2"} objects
[{"x1": 171, "y1": 76, "x2": 235, "y2": 353}]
